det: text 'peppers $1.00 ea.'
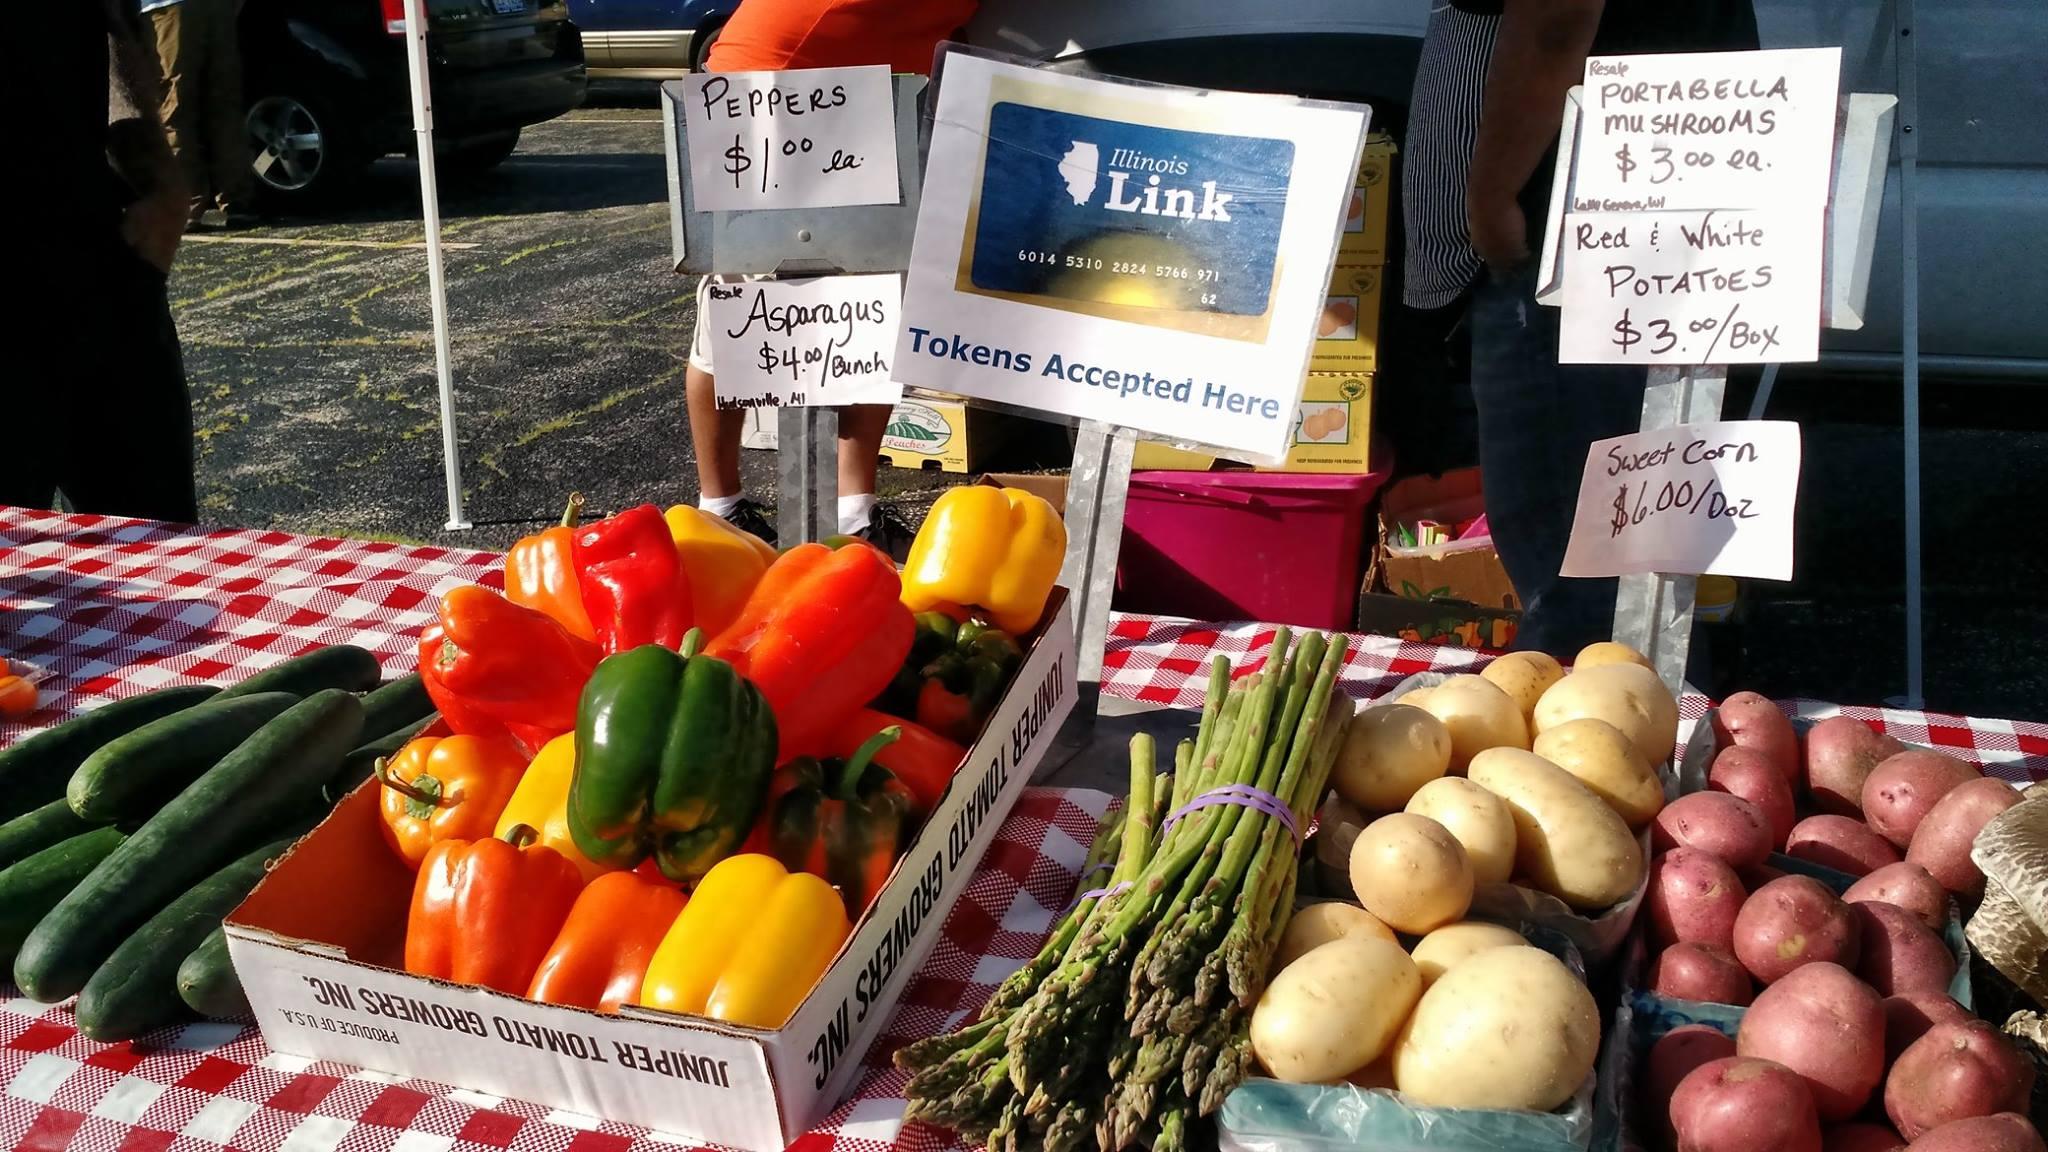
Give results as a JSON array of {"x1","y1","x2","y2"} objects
[
  {"x1": 567, "y1": 632, "x2": 778, "y2": 883},
  {"x1": 900, "y1": 485, "x2": 1066, "y2": 636}
]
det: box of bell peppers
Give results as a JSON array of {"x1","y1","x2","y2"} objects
[{"x1": 222, "y1": 590, "x2": 1077, "y2": 1152}]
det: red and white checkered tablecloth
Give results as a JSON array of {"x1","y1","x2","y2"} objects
[{"x1": 5, "y1": 507, "x2": 2046, "y2": 1152}]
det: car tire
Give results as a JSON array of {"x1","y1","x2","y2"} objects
[
  {"x1": 690, "y1": 20, "x2": 724, "y2": 72},
  {"x1": 245, "y1": 91, "x2": 369, "y2": 210},
  {"x1": 438, "y1": 130, "x2": 521, "y2": 176}
]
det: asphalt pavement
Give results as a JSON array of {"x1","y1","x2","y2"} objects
[{"x1": 162, "y1": 89, "x2": 2048, "y2": 720}]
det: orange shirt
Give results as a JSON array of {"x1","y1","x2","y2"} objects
[{"x1": 705, "y1": 0, "x2": 976, "y2": 74}]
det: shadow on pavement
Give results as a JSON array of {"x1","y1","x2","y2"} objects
[{"x1": 262, "y1": 151, "x2": 669, "y2": 227}]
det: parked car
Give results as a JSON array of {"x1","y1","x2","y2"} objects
[
  {"x1": 566, "y1": 0, "x2": 738, "y2": 78},
  {"x1": 967, "y1": 0, "x2": 2048, "y2": 376},
  {"x1": 241, "y1": 0, "x2": 589, "y2": 206}
]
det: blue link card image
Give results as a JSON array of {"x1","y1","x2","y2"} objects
[{"x1": 962, "y1": 93, "x2": 1295, "y2": 340}]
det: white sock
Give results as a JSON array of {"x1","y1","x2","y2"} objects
[
  {"x1": 700, "y1": 494, "x2": 744, "y2": 518},
  {"x1": 838, "y1": 493, "x2": 876, "y2": 535}
]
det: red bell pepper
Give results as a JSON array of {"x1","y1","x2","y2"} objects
[
  {"x1": 706, "y1": 543, "x2": 914, "y2": 759},
  {"x1": 572, "y1": 503, "x2": 693, "y2": 653},
  {"x1": 827, "y1": 707, "x2": 966, "y2": 814},
  {"x1": 419, "y1": 586, "x2": 601, "y2": 752},
  {"x1": 404, "y1": 825, "x2": 585, "y2": 995},
  {"x1": 526, "y1": 870, "x2": 687, "y2": 1012}
]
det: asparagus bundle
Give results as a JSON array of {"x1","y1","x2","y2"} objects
[{"x1": 898, "y1": 627, "x2": 1353, "y2": 1152}]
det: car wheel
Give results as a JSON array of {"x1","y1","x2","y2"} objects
[
  {"x1": 438, "y1": 130, "x2": 521, "y2": 176},
  {"x1": 690, "y1": 20, "x2": 724, "y2": 72},
  {"x1": 246, "y1": 92, "x2": 367, "y2": 208}
]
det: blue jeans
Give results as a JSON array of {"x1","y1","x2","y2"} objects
[{"x1": 1469, "y1": 263, "x2": 1646, "y2": 659}]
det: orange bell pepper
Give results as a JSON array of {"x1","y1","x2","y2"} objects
[
  {"x1": 404, "y1": 825, "x2": 584, "y2": 995},
  {"x1": 505, "y1": 493, "x2": 597, "y2": 642},
  {"x1": 526, "y1": 871, "x2": 687, "y2": 1012},
  {"x1": 375, "y1": 734, "x2": 530, "y2": 869},
  {"x1": 418, "y1": 585, "x2": 601, "y2": 752},
  {"x1": 0, "y1": 673, "x2": 37, "y2": 719},
  {"x1": 706, "y1": 542, "x2": 914, "y2": 759}
]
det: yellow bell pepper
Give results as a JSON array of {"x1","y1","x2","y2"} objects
[
  {"x1": 664, "y1": 505, "x2": 777, "y2": 637},
  {"x1": 637, "y1": 854, "x2": 850, "y2": 1029},
  {"x1": 494, "y1": 733, "x2": 616, "y2": 884},
  {"x1": 900, "y1": 485, "x2": 1067, "y2": 635}
]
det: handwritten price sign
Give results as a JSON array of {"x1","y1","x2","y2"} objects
[
  {"x1": 706, "y1": 274, "x2": 905, "y2": 410},
  {"x1": 1561, "y1": 420, "x2": 1801, "y2": 580},
  {"x1": 681, "y1": 65, "x2": 899, "y2": 212},
  {"x1": 1558, "y1": 207, "x2": 1821, "y2": 364},
  {"x1": 1573, "y1": 47, "x2": 1841, "y2": 212}
]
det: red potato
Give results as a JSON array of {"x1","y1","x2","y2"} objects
[
  {"x1": 1787, "y1": 815, "x2": 1903, "y2": 877},
  {"x1": 1884, "y1": 1020, "x2": 2037, "y2": 1139},
  {"x1": 1734, "y1": 875, "x2": 1862, "y2": 984},
  {"x1": 1648, "y1": 848, "x2": 1748, "y2": 950},
  {"x1": 1843, "y1": 862, "x2": 1949, "y2": 932},
  {"x1": 1824, "y1": 1123, "x2": 1906, "y2": 1152},
  {"x1": 1852, "y1": 901, "x2": 1956, "y2": 997},
  {"x1": 1714, "y1": 692, "x2": 1800, "y2": 785},
  {"x1": 1647, "y1": 1025, "x2": 1738, "y2": 1106},
  {"x1": 1905, "y1": 777, "x2": 2022, "y2": 897},
  {"x1": 1904, "y1": 1113, "x2": 2047, "y2": 1152},
  {"x1": 1803, "y1": 717, "x2": 1907, "y2": 818},
  {"x1": 1737, "y1": 961, "x2": 1886, "y2": 1122},
  {"x1": 1671, "y1": 1056, "x2": 1823, "y2": 1152},
  {"x1": 1861, "y1": 751, "x2": 1981, "y2": 849},
  {"x1": 1710, "y1": 745, "x2": 1798, "y2": 848},
  {"x1": 1881, "y1": 992, "x2": 1971, "y2": 1064},
  {"x1": 1654, "y1": 792, "x2": 1774, "y2": 870},
  {"x1": 1650, "y1": 942, "x2": 1754, "y2": 1005}
]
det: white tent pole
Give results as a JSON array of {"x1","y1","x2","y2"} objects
[{"x1": 402, "y1": 0, "x2": 472, "y2": 531}]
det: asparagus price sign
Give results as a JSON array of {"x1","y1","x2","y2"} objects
[
  {"x1": 1572, "y1": 47, "x2": 1841, "y2": 212},
  {"x1": 1558, "y1": 207, "x2": 1822, "y2": 364},
  {"x1": 706, "y1": 274, "x2": 905, "y2": 409},
  {"x1": 681, "y1": 65, "x2": 899, "y2": 211},
  {"x1": 1561, "y1": 420, "x2": 1801, "y2": 580}
]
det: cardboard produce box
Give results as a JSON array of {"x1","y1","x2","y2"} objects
[
  {"x1": 1309, "y1": 266, "x2": 1382, "y2": 373},
  {"x1": 1355, "y1": 591, "x2": 1520, "y2": 650},
  {"x1": 1339, "y1": 133, "x2": 1395, "y2": 264},
  {"x1": 1372, "y1": 469, "x2": 1521, "y2": 611},
  {"x1": 743, "y1": 396, "x2": 1005, "y2": 474},
  {"x1": 224, "y1": 595, "x2": 1078, "y2": 1152},
  {"x1": 1257, "y1": 373, "x2": 1373, "y2": 474}
]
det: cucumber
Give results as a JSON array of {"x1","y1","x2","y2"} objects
[
  {"x1": 0, "y1": 685, "x2": 220, "y2": 821},
  {"x1": 324, "y1": 714, "x2": 437, "y2": 803},
  {"x1": 14, "y1": 690, "x2": 364, "y2": 1002},
  {"x1": 217, "y1": 645, "x2": 382, "y2": 701},
  {"x1": 76, "y1": 827, "x2": 309, "y2": 1041},
  {"x1": 67, "y1": 692, "x2": 301, "y2": 824},
  {"x1": 0, "y1": 799, "x2": 97, "y2": 871},
  {"x1": 177, "y1": 927, "x2": 249, "y2": 1020},
  {"x1": 0, "y1": 826, "x2": 127, "y2": 969},
  {"x1": 358, "y1": 673, "x2": 433, "y2": 741}
]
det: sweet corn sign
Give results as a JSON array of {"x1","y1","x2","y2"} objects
[
  {"x1": 897, "y1": 49, "x2": 1370, "y2": 459},
  {"x1": 224, "y1": 595, "x2": 1081, "y2": 1152}
]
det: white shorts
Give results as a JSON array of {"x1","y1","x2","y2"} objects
[{"x1": 687, "y1": 273, "x2": 770, "y2": 374}]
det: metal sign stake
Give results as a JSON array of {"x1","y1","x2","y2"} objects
[{"x1": 1059, "y1": 422, "x2": 1138, "y2": 686}]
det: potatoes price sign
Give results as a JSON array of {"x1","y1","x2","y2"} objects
[
  {"x1": 681, "y1": 65, "x2": 899, "y2": 212},
  {"x1": 1562, "y1": 420, "x2": 1801, "y2": 581}
]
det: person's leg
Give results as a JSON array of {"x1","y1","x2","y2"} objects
[
  {"x1": 57, "y1": 252, "x2": 199, "y2": 522},
  {"x1": 1468, "y1": 263, "x2": 1643, "y2": 658},
  {"x1": 684, "y1": 276, "x2": 746, "y2": 502},
  {"x1": 202, "y1": 0, "x2": 254, "y2": 213},
  {"x1": 834, "y1": 402, "x2": 891, "y2": 533},
  {"x1": 150, "y1": 4, "x2": 205, "y2": 225}
]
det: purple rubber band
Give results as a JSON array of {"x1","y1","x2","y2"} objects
[
  {"x1": 1066, "y1": 879, "x2": 1133, "y2": 913},
  {"x1": 1161, "y1": 784, "x2": 1301, "y2": 844}
]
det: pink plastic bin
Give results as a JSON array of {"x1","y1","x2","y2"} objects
[{"x1": 1116, "y1": 469, "x2": 1389, "y2": 630}]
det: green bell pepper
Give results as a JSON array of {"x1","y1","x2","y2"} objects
[{"x1": 567, "y1": 630, "x2": 777, "y2": 883}]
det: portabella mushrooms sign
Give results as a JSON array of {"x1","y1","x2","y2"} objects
[{"x1": 896, "y1": 51, "x2": 1368, "y2": 458}]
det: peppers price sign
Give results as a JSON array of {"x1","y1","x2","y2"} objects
[{"x1": 896, "y1": 50, "x2": 1369, "y2": 459}]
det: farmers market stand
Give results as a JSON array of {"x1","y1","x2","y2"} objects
[{"x1": 5, "y1": 507, "x2": 2044, "y2": 1151}]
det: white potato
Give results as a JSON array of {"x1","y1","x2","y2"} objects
[
  {"x1": 1404, "y1": 777, "x2": 1518, "y2": 885},
  {"x1": 1392, "y1": 945, "x2": 1600, "y2": 1111},
  {"x1": 1573, "y1": 641, "x2": 1652, "y2": 670},
  {"x1": 1480, "y1": 652, "x2": 1565, "y2": 719},
  {"x1": 1467, "y1": 747, "x2": 1645, "y2": 910},
  {"x1": 1409, "y1": 921, "x2": 1527, "y2": 987},
  {"x1": 1332, "y1": 704, "x2": 1452, "y2": 812},
  {"x1": 1399, "y1": 686, "x2": 1436, "y2": 709},
  {"x1": 1412, "y1": 675, "x2": 1530, "y2": 772},
  {"x1": 1532, "y1": 662, "x2": 1679, "y2": 768},
  {"x1": 1348, "y1": 813, "x2": 1474, "y2": 934},
  {"x1": 1272, "y1": 902, "x2": 1396, "y2": 973},
  {"x1": 1531, "y1": 717, "x2": 1666, "y2": 827},
  {"x1": 1252, "y1": 937, "x2": 1421, "y2": 1083}
]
